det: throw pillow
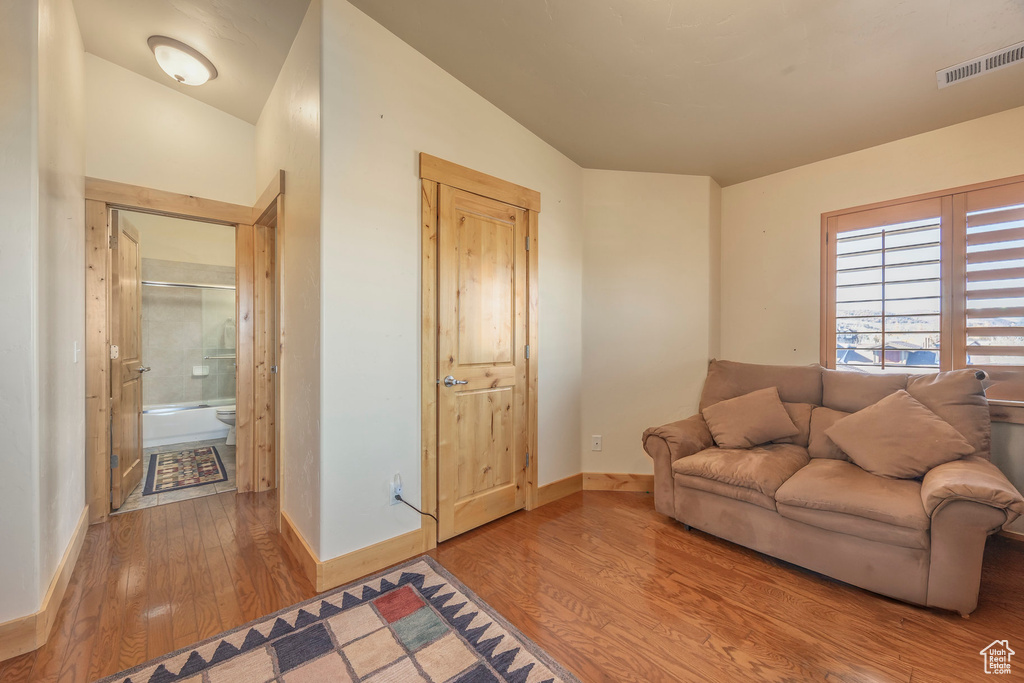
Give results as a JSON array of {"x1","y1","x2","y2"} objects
[
  {"x1": 825, "y1": 390, "x2": 975, "y2": 479},
  {"x1": 702, "y1": 387, "x2": 799, "y2": 449}
]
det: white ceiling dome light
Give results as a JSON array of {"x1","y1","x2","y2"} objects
[{"x1": 147, "y1": 35, "x2": 218, "y2": 86}]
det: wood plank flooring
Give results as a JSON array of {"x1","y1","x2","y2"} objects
[
  {"x1": 435, "y1": 492, "x2": 1024, "y2": 683},
  {"x1": 1, "y1": 489, "x2": 1021, "y2": 682},
  {"x1": 0, "y1": 491, "x2": 315, "y2": 683}
]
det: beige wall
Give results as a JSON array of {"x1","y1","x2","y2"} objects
[
  {"x1": 254, "y1": 1, "x2": 322, "y2": 555},
  {"x1": 720, "y1": 104, "x2": 1024, "y2": 531},
  {"x1": 36, "y1": 0, "x2": 86, "y2": 606},
  {"x1": 0, "y1": 0, "x2": 86, "y2": 623},
  {"x1": 130, "y1": 212, "x2": 236, "y2": 267},
  {"x1": 84, "y1": 53, "x2": 256, "y2": 207},
  {"x1": 318, "y1": 0, "x2": 584, "y2": 560},
  {"x1": 0, "y1": 0, "x2": 43, "y2": 622},
  {"x1": 582, "y1": 170, "x2": 719, "y2": 474},
  {"x1": 720, "y1": 104, "x2": 1024, "y2": 366}
]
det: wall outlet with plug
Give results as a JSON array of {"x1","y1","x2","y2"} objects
[
  {"x1": 389, "y1": 474, "x2": 403, "y2": 505},
  {"x1": 591, "y1": 435, "x2": 603, "y2": 451}
]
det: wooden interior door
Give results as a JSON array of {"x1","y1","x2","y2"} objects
[
  {"x1": 110, "y1": 209, "x2": 146, "y2": 509},
  {"x1": 437, "y1": 185, "x2": 528, "y2": 541}
]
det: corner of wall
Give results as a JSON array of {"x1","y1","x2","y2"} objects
[
  {"x1": 708, "y1": 177, "x2": 723, "y2": 360},
  {"x1": 253, "y1": 0, "x2": 323, "y2": 560}
]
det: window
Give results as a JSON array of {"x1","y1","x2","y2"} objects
[{"x1": 822, "y1": 174, "x2": 1024, "y2": 404}]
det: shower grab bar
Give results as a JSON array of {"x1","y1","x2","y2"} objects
[
  {"x1": 142, "y1": 280, "x2": 236, "y2": 291},
  {"x1": 204, "y1": 355, "x2": 237, "y2": 360}
]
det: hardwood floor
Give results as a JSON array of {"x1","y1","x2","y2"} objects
[
  {"x1": 435, "y1": 492, "x2": 1024, "y2": 683},
  {"x1": 0, "y1": 491, "x2": 316, "y2": 683},
  {"x1": 2, "y1": 490, "x2": 1021, "y2": 682}
]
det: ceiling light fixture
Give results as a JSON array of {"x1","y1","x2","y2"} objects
[{"x1": 147, "y1": 35, "x2": 218, "y2": 86}]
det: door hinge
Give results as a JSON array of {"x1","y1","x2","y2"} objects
[
  {"x1": 109, "y1": 233, "x2": 117, "y2": 249},
  {"x1": 525, "y1": 451, "x2": 530, "y2": 468},
  {"x1": 270, "y1": 365, "x2": 278, "y2": 374},
  {"x1": 110, "y1": 454, "x2": 118, "y2": 468},
  {"x1": 525, "y1": 235, "x2": 531, "y2": 251},
  {"x1": 525, "y1": 344, "x2": 530, "y2": 359}
]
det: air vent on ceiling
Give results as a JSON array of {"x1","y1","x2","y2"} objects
[{"x1": 937, "y1": 40, "x2": 1024, "y2": 89}]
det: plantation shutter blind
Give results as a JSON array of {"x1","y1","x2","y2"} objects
[
  {"x1": 955, "y1": 181, "x2": 1024, "y2": 400},
  {"x1": 823, "y1": 175, "x2": 1024, "y2": 408},
  {"x1": 827, "y1": 198, "x2": 949, "y2": 373}
]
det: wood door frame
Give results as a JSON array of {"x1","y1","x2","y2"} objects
[
  {"x1": 419, "y1": 153, "x2": 540, "y2": 550},
  {"x1": 251, "y1": 171, "x2": 284, "y2": 504},
  {"x1": 84, "y1": 175, "x2": 284, "y2": 524}
]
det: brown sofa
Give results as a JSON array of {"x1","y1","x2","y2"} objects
[{"x1": 642, "y1": 360, "x2": 1024, "y2": 616}]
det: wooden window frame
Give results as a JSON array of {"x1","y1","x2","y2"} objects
[{"x1": 821, "y1": 172, "x2": 1024, "y2": 424}]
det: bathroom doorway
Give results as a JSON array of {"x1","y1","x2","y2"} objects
[
  {"x1": 84, "y1": 175, "x2": 283, "y2": 524},
  {"x1": 115, "y1": 211, "x2": 238, "y2": 513}
]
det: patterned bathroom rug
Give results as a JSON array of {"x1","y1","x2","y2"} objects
[
  {"x1": 142, "y1": 445, "x2": 228, "y2": 496},
  {"x1": 97, "y1": 555, "x2": 580, "y2": 683}
]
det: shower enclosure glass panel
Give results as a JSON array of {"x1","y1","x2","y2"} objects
[
  {"x1": 141, "y1": 280, "x2": 236, "y2": 410},
  {"x1": 201, "y1": 287, "x2": 236, "y2": 403}
]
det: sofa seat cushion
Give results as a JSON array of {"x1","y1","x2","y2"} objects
[
  {"x1": 673, "y1": 444, "x2": 810, "y2": 511},
  {"x1": 775, "y1": 460, "x2": 930, "y2": 549}
]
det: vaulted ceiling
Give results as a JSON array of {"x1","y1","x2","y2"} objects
[
  {"x1": 73, "y1": 1, "x2": 1024, "y2": 185},
  {"x1": 73, "y1": 0, "x2": 312, "y2": 124},
  {"x1": 349, "y1": 0, "x2": 1024, "y2": 185}
]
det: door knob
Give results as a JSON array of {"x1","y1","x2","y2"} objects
[
  {"x1": 443, "y1": 375, "x2": 468, "y2": 387},
  {"x1": 138, "y1": 366, "x2": 151, "y2": 373}
]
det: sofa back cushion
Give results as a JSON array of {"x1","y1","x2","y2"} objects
[
  {"x1": 773, "y1": 402, "x2": 815, "y2": 448},
  {"x1": 808, "y1": 407, "x2": 850, "y2": 460},
  {"x1": 822, "y1": 369, "x2": 908, "y2": 412},
  {"x1": 700, "y1": 359, "x2": 823, "y2": 411},
  {"x1": 906, "y1": 370, "x2": 991, "y2": 460}
]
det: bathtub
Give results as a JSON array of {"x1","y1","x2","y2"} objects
[{"x1": 143, "y1": 399, "x2": 233, "y2": 448}]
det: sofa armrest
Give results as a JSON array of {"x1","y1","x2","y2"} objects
[
  {"x1": 642, "y1": 415, "x2": 714, "y2": 516},
  {"x1": 921, "y1": 456, "x2": 1024, "y2": 525},
  {"x1": 642, "y1": 414, "x2": 714, "y2": 464}
]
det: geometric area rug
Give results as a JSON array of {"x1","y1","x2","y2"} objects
[
  {"x1": 142, "y1": 445, "x2": 227, "y2": 496},
  {"x1": 97, "y1": 556, "x2": 580, "y2": 683}
]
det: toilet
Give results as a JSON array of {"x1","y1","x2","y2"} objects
[{"x1": 216, "y1": 405, "x2": 237, "y2": 445}]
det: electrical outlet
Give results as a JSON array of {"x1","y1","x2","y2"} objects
[
  {"x1": 389, "y1": 474, "x2": 403, "y2": 506},
  {"x1": 591, "y1": 435, "x2": 603, "y2": 451}
]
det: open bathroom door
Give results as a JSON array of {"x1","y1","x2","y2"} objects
[{"x1": 110, "y1": 209, "x2": 145, "y2": 509}]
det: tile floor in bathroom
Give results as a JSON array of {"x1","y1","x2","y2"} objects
[{"x1": 114, "y1": 437, "x2": 236, "y2": 514}]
